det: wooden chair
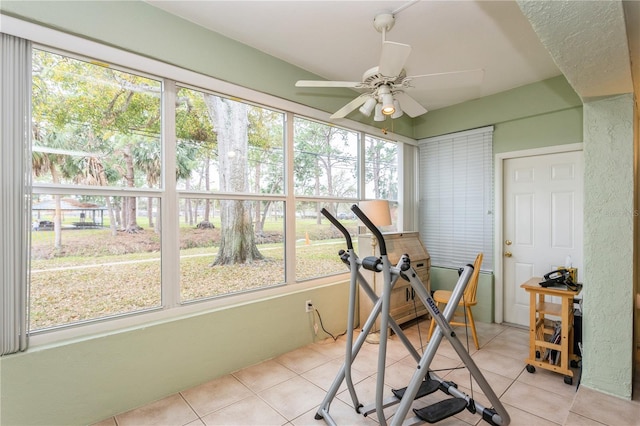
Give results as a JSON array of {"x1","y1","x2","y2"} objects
[{"x1": 428, "y1": 253, "x2": 483, "y2": 349}]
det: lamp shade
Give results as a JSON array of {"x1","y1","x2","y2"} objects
[
  {"x1": 373, "y1": 103, "x2": 385, "y2": 122},
  {"x1": 359, "y1": 200, "x2": 392, "y2": 227},
  {"x1": 391, "y1": 99, "x2": 403, "y2": 119},
  {"x1": 381, "y1": 93, "x2": 395, "y2": 115},
  {"x1": 378, "y1": 85, "x2": 395, "y2": 115},
  {"x1": 359, "y1": 97, "x2": 377, "y2": 116}
]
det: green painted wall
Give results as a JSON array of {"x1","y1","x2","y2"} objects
[
  {"x1": 414, "y1": 75, "x2": 583, "y2": 154},
  {"x1": 493, "y1": 106, "x2": 583, "y2": 153},
  {"x1": 0, "y1": 282, "x2": 350, "y2": 425},
  {"x1": 413, "y1": 75, "x2": 583, "y2": 141}
]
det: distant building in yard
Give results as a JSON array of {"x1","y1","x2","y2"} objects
[{"x1": 32, "y1": 198, "x2": 107, "y2": 229}]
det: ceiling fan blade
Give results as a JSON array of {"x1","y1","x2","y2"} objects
[
  {"x1": 406, "y1": 69, "x2": 485, "y2": 89},
  {"x1": 394, "y1": 92, "x2": 428, "y2": 118},
  {"x1": 378, "y1": 41, "x2": 412, "y2": 77},
  {"x1": 330, "y1": 94, "x2": 370, "y2": 119},
  {"x1": 296, "y1": 80, "x2": 362, "y2": 88}
]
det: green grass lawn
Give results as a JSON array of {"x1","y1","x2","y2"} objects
[{"x1": 29, "y1": 221, "x2": 358, "y2": 330}]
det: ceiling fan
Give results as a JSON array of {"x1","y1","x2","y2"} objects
[{"x1": 295, "y1": 12, "x2": 484, "y2": 120}]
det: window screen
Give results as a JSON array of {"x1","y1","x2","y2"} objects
[{"x1": 418, "y1": 126, "x2": 494, "y2": 271}]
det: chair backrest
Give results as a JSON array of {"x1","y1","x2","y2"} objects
[{"x1": 463, "y1": 253, "x2": 483, "y2": 305}]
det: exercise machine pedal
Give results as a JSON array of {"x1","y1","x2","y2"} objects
[
  {"x1": 413, "y1": 397, "x2": 467, "y2": 423},
  {"x1": 392, "y1": 378, "x2": 440, "y2": 400}
]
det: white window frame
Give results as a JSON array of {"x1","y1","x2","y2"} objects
[{"x1": 1, "y1": 15, "x2": 418, "y2": 346}]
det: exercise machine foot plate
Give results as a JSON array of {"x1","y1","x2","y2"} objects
[
  {"x1": 392, "y1": 378, "x2": 440, "y2": 400},
  {"x1": 414, "y1": 398, "x2": 467, "y2": 423}
]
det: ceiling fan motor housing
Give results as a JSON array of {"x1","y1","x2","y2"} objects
[
  {"x1": 362, "y1": 67, "x2": 407, "y2": 89},
  {"x1": 373, "y1": 12, "x2": 395, "y2": 33}
]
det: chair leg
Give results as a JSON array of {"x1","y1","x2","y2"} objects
[
  {"x1": 427, "y1": 302, "x2": 440, "y2": 341},
  {"x1": 466, "y1": 307, "x2": 479, "y2": 350}
]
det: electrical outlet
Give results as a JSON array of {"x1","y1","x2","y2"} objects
[{"x1": 305, "y1": 300, "x2": 313, "y2": 313}]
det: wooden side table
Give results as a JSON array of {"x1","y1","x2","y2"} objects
[{"x1": 520, "y1": 277, "x2": 581, "y2": 385}]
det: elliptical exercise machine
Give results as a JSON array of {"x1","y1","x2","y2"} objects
[{"x1": 315, "y1": 205, "x2": 510, "y2": 426}]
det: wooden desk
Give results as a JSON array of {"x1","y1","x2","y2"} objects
[
  {"x1": 358, "y1": 232, "x2": 430, "y2": 330},
  {"x1": 520, "y1": 277, "x2": 581, "y2": 385}
]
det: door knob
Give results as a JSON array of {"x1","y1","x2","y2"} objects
[
  {"x1": 504, "y1": 251, "x2": 512, "y2": 258},
  {"x1": 505, "y1": 240, "x2": 512, "y2": 246}
]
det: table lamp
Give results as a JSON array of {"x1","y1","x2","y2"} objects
[{"x1": 358, "y1": 200, "x2": 392, "y2": 228}]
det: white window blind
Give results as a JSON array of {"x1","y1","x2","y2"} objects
[
  {"x1": 1, "y1": 33, "x2": 31, "y2": 355},
  {"x1": 418, "y1": 126, "x2": 493, "y2": 271}
]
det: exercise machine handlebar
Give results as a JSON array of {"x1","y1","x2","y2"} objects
[
  {"x1": 320, "y1": 208, "x2": 353, "y2": 250},
  {"x1": 351, "y1": 204, "x2": 387, "y2": 256}
]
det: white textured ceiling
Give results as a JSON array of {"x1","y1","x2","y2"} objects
[
  {"x1": 146, "y1": 0, "x2": 563, "y2": 112},
  {"x1": 518, "y1": 0, "x2": 636, "y2": 101}
]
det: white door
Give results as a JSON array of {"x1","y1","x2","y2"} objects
[{"x1": 503, "y1": 150, "x2": 583, "y2": 326}]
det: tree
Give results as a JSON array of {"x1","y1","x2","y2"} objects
[
  {"x1": 31, "y1": 48, "x2": 163, "y2": 237},
  {"x1": 132, "y1": 141, "x2": 161, "y2": 230},
  {"x1": 31, "y1": 133, "x2": 65, "y2": 249},
  {"x1": 205, "y1": 95, "x2": 263, "y2": 265},
  {"x1": 175, "y1": 141, "x2": 202, "y2": 226},
  {"x1": 293, "y1": 119, "x2": 357, "y2": 220},
  {"x1": 365, "y1": 137, "x2": 398, "y2": 199},
  {"x1": 175, "y1": 88, "x2": 217, "y2": 226},
  {"x1": 247, "y1": 107, "x2": 284, "y2": 234}
]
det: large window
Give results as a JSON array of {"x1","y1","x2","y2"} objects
[
  {"x1": 293, "y1": 118, "x2": 360, "y2": 280},
  {"x1": 364, "y1": 135, "x2": 398, "y2": 201},
  {"x1": 293, "y1": 117, "x2": 358, "y2": 198},
  {"x1": 175, "y1": 86, "x2": 286, "y2": 301},
  {"x1": 364, "y1": 135, "x2": 399, "y2": 232},
  {"x1": 24, "y1": 43, "x2": 403, "y2": 334},
  {"x1": 31, "y1": 49, "x2": 162, "y2": 331}
]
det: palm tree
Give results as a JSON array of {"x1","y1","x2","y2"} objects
[
  {"x1": 132, "y1": 140, "x2": 161, "y2": 230},
  {"x1": 31, "y1": 132, "x2": 73, "y2": 250}
]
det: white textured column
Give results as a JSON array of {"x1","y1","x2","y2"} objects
[{"x1": 582, "y1": 94, "x2": 634, "y2": 399}]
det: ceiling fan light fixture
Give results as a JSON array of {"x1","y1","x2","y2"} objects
[
  {"x1": 381, "y1": 93, "x2": 395, "y2": 115},
  {"x1": 359, "y1": 97, "x2": 377, "y2": 117},
  {"x1": 391, "y1": 99, "x2": 403, "y2": 118},
  {"x1": 374, "y1": 103, "x2": 385, "y2": 121},
  {"x1": 377, "y1": 85, "x2": 395, "y2": 115}
]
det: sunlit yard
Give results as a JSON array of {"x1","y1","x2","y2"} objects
[{"x1": 30, "y1": 218, "x2": 359, "y2": 330}]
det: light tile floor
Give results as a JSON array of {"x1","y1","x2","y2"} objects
[{"x1": 94, "y1": 320, "x2": 640, "y2": 426}]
